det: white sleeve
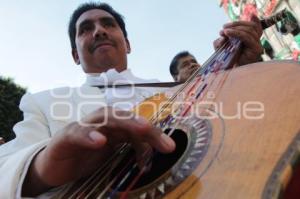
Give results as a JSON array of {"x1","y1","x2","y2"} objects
[{"x1": 0, "y1": 93, "x2": 52, "y2": 198}]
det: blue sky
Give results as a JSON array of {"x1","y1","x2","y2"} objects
[{"x1": 0, "y1": 1, "x2": 228, "y2": 92}]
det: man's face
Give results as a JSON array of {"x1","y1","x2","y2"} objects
[
  {"x1": 72, "y1": 9, "x2": 131, "y2": 73},
  {"x1": 175, "y1": 55, "x2": 200, "y2": 82}
]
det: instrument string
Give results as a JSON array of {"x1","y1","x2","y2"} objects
[
  {"x1": 106, "y1": 37, "x2": 240, "y2": 198},
  {"x1": 106, "y1": 146, "x2": 153, "y2": 198},
  {"x1": 150, "y1": 39, "x2": 232, "y2": 126},
  {"x1": 148, "y1": 40, "x2": 231, "y2": 124},
  {"x1": 66, "y1": 39, "x2": 232, "y2": 198},
  {"x1": 93, "y1": 153, "x2": 137, "y2": 199},
  {"x1": 63, "y1": 144, "x2": 130, "y2": 198},
  {"x1": 103, "y1": 40, "x2": 237, "y2": 196}
]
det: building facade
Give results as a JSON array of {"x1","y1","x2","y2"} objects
[{"x1": 219, "y1": 0, "x2": 300, "y2": 61}]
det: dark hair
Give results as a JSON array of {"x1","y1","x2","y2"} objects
[
  {"x1": 68, "y1": 2, "x2": 128, "y2": 49},
  {"x1": 169, "y1": 51, "x2": 194, "y2": 76}
]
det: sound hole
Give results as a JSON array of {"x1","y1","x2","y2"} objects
[
  {"x1": 282, "y1": 163, "x2": 300, "y2": 198},
  {"x1": 114, "y1": 129, "x2": 188, "y2": 191}
]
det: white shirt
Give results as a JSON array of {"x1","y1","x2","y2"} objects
[{"x1": 84, "y1": 69, "x2": 166, "y2": 110}]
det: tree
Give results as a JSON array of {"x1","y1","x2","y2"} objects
[{"x1": 0, "y1": 77, "x2": 26, "y2": 142}]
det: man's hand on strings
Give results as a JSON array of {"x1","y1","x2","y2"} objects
[
  {"x1": 22, "y1": 107, "x2": 175, "y2": 197},
  {"x1": 213, "y1": 15, "x2": 264, "y2": 66}
]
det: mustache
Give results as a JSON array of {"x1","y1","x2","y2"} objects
[
  {"x1": 88, "y1": 38, "x2": 115, "y2": 53},
  {"x1": 189, "y1": 64, "x2": 200, "y2": 70}
]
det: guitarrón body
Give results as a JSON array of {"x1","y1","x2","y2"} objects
[
  {"x1": 132, "y1": 60, "x2": 300, "y2": 199},
  {"x1": 55, "y1": 61, "x2": 300, "y2": 199}
]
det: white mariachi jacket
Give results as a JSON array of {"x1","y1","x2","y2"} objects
[{"x1": 0, "y1": 69, "x2": 164, "y2": 198}]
